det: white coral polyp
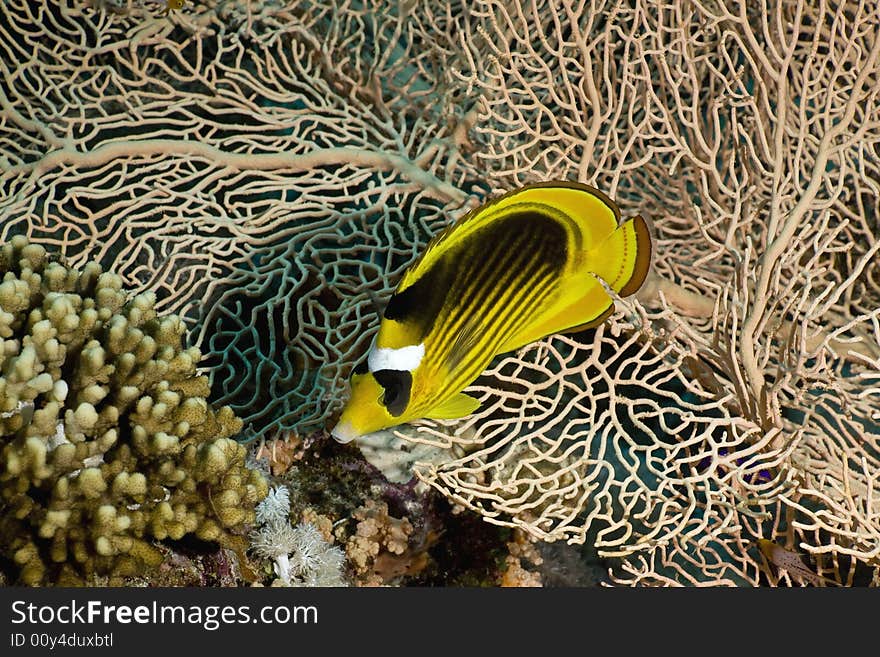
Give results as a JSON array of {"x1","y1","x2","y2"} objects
[{"x1": 250, "y1": 486, "x2": 347, "y2": 587}]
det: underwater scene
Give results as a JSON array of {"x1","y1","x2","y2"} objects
[{"x1": 1, "y1": 0, "x2": 878, "y2": 587}]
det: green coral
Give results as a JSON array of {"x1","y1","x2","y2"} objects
[{"x1": 0, "y1": 236, "x2": 268, "y2": 585}]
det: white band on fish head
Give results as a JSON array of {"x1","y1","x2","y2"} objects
[{"x1": 368, "y1": 343, "x2": 425, "y2": 373}]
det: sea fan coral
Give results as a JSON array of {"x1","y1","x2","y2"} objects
[
  {"x1": 2, "y1": 0, "x2": 878, "y2": 587},
  {"x1": 0, "y1": 0, "x2": 475, "y2": 440},
  {"x1": 403, "y1": 0, "x2": 880, "y2": 586}
]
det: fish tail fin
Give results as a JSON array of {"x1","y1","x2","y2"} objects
[{"x1": 587, "y1": 214, "x2": 653, "y2": 297}]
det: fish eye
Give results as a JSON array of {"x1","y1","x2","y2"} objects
[{"x1": 372, "y1": 369, "x2": 412, "y2": 417}]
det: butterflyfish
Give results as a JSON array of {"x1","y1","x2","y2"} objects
[
  {"x1": 160, "y1": 0, "x2": 187, "y2": 16},
  {"x1": 330, "y1": 181, "x2": 652, "y2": 443}
]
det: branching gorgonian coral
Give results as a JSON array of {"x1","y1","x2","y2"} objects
[
  {"x1": 403, "y1": 0, "x2": 880, "y2": 586},
  {"x1": 0, "y1": 0, "x2": 478, "y2": 440}
]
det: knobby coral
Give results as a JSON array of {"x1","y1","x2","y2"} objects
[
  {"x1": 0, "y1": 236, "x2": 268, "y2": 584},
  {"x1": 1, "y1": 0, "x2": 878, "y2": 586},
  {"x1": 344, "y1": 499, "x2": 415, "y2": 586}
]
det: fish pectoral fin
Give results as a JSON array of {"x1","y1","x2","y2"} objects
[
  {"x1": 445, "y1": 314, "x2": 484, "y2": 371},
  {"x1": 425, "y1": 392, "x2": 481, "y2": 419}
]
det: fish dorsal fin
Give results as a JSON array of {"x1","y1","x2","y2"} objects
[
  {"x1": 425, "y1": 391, "x2": 481, "y2": 419},
  {"x1": 396, "y1": 212, "x2": 477, "y2": 293},
  {"x1": 397, "y1": 181, "x2": 617, "y2": 293}
]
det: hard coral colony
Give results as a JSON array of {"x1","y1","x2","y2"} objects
[{"x1": 0, "y1": 237, "x2": 267, "y2": 585}]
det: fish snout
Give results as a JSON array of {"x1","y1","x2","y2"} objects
[{"x1": 330, "y1": 420, "x2": 359, "y2": 444}]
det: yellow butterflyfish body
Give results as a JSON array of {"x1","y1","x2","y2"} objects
[{"x1": 331, "y1": 181, "x2": 652, "y2": 443}]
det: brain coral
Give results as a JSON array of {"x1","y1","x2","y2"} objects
[{"x1": 0, "y1": 235, "x2": 268, "y2": 585}]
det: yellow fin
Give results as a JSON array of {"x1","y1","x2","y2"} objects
[
  {"x1": 561, "y1": 304, "x2": 615, "y2": 334},
  {"x1": 588, "y1": 214, "x2": 652, "y2": 296},
  {"x1": 425, "y1": 392, "x2": 481, "y2": 419},
  {"x1": 495, "y1": 277, "x2": 613, "y2": 354}
]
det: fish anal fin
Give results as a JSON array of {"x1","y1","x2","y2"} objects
[
  {"x1": 562, "y1": 303, "x2": 614, "y2": 334},
  {"x1": 425, "y1": 392, "x2": 481, "y2": 419},
  {"x1": 496, "y1": 278, "x2": 614, "y2": 354}
]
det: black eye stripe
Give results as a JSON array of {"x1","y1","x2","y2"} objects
[
  {"x1": 352, "y1": 359, "x2": 369, "y2": 376},
  {"x1": 372, "y1": 369, "x2": 412, "y2": 417}
]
